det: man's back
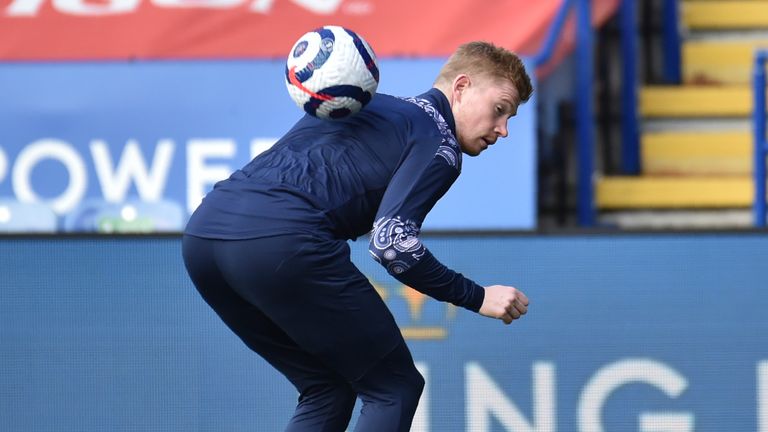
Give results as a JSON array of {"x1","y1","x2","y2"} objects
[{"x1": 185, "y1": 90, "x2": 454, "y2": 240}]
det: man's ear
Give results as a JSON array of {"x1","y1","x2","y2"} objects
[{"x1": 452, "y1": 74, "x2": 470, "y2": 103}]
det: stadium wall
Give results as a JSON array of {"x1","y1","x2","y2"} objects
[
  {"x1": 0, "y1": 58, "x2": 536, "y2": 231},
  {"x1": 1, "y1": 233, "x2": 766, "y2": 431}
]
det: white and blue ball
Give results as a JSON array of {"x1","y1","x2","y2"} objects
[{"x1": 285, "y1": 25, "x2": 379, "y2": 120}]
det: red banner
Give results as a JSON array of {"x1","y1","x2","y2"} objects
[{"x1": 0, "y1": 0, "x2": 617, "y2": 61}]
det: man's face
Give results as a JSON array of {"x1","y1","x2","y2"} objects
[{"x1": 451, "y1": 75, "x2": 521, "y2": 156}]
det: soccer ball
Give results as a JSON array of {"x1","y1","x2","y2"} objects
[{"x1": 285, "y1": 25, "x2": 379, "y2": 120}]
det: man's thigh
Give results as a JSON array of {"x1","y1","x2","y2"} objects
[{"x1": 216, "y1": 234, "x2": 405, "y2": 382}]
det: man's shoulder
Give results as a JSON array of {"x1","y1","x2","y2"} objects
[
  {"x1": 367, "y1": 91, "x2": 438, "y2": 123},
  {"x1": 367, "y1": 92, "x2": 413, "y2": 110}
]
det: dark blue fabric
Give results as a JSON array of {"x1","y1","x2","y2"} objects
[
  {"x1": 186, "y1": 90, "x2": 448, "y2": 241},
  {"x1": 182, "y1": 234, "x2": 422, "y2": 431},
  {"x1": 182, "y1": 233, "x2": 403, "y2": 381},
  {"x1": 185, "y1": 88, "x2": 484, "y2": 312},
  {"x1": 183, "y1": 89, "x2": 486, "y2": 430}
]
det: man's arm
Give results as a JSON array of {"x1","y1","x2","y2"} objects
[
  {"x1": 367, "y1": 126, "x2": 486, "y2": 311},
  {"x1": 369, "y1": 98, "x2": 529, "y2": 323}
]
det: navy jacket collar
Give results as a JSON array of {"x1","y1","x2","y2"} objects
[{"x1": 417, "y1": 88, "x2": 457, "y2": 137}]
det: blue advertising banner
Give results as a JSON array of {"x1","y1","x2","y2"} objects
[
  {"x1": 1, "y1": 233, "x2": 767, "y2": 431},
  {"x1": 0, "y1": 59, "x2": 537, "y2": 232}
]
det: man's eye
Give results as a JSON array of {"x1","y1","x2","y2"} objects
[{"x1": 495, "y1": 106, "x2": 503, "y2": 114}]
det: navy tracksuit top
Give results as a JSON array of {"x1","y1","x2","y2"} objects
[{"x1": 185, "y1": 88, "x2": 485, "y2": 312}]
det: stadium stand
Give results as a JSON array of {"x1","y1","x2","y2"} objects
[{"x1": 596, "y1": 0, "x2": 768, "y2": 228}]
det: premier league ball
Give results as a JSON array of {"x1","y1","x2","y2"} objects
[{"x1": 285, "y1": 25, "x2": 379, "y2": 120}]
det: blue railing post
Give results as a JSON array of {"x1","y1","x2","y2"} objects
[
  {"x1": 620, "y1": 0, "x2": 640, "y2": 174},
  {"x1": 532, "y1": 0, "x2": 574, "y2": 68},
  {"x1": 575, "y1": 0, "x2": 596, "y2": 226},
  {"x1": 533, "y1": 0, "x2": 596, "y2": 227},
  {"x1": 662, "y1": 0, "x2": 682, "y2": 84},
  {"x1": 754, "y1": 50, "x2": 768, "y2": 227}
]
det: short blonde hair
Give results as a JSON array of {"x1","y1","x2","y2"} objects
[{"x1": 435, "y1": 41, "x2": 533, "y2": 103}]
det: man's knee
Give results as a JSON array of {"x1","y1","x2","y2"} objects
[
  {"x1": 288, "y1": 382, "x2": 357, "y2": 431},
  {"x1": 401, "y1": 367, "x2": 425, "y2": 408},
  {"x1": 368, "y1": 363, "x2": 424, "y2": 410},
  {"x1": 298, "y1": 382, "x2": 357, "y2": 410},
  {"x1": 352, "y1": 367, "x2": 424, "y2": 432}
]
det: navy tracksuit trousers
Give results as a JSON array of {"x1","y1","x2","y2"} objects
[{"x1": 182, "y1": 234, "x2": 424, "y2": 431}]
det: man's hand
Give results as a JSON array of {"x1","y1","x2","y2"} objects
[{"x1": 479, "y1": 285, "x2": 529, "y2": 325}]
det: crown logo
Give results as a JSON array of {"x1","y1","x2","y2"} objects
[{"x1": 369, "y1": 276, "x2": 457, "y2": 340}]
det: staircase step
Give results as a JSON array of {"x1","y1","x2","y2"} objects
[
  {"x1": 684, "y1": 40, "x2": 768, "y2": 84},
  {"x1": 640, "y1": 85, "x2": 763, "y2": 117},
  {"x1": 600, "y1": 209, "x2": 753, "y2": 229},
  {"x1": 683, "y1": 0, "x2": 768, "y2": 30},
  {"x1": 642, "y1": 131, "x2": 754, "y2": 175},
  {"x1": 596, "y1": 176, "x2": 755, "y2": 208}
]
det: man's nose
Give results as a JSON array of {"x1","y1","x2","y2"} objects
[{"x1": 495, "y1": 121, "x2": 508, "y2": 138}]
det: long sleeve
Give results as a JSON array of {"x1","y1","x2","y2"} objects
[{"x1": 368, "y1": 95, "x2": 485, "y2": 312}]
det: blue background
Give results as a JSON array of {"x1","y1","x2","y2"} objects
[
  {"x1": 1, "y1": 233, "x2": 766, "y2": 431},
  {"x1": 0, "y1": 59, "x2": 537, "y2": 231}
]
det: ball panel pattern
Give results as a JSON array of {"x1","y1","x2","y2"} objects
[{"x1": 284, "y1": 25, "x2": 379, "y2": 120}]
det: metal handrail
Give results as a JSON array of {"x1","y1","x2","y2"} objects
[
  {"x1": 574, "y1": 0, "x2": 595, "y2": 226},
  {"x1": 533, "y1": 0, "x2": 575, "y2": 68},
  {"x1": 620, "y1": 0, "x2": 640, "y2": 175},
  {"x1": 754, "y1": 50, "x2": 768, "y2": 227},
  {"x1": 662, "y1": 0, "x2": 682, "y2": 84},
  {"x1": 533, "y1": 0, "x2": 596, "y2": 226}
]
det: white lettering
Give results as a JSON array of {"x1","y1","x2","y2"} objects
[
  {"x1": 413, "y1": 362, "x2": 429, "y2": 432},
  {"x1": 250, "y1": 138, "x2": 277, "y2": 159},
  {"x1": 91, "y1": 139, "x2": 174, "y2": 203},
  {"x1": 0, "y1": 146, "x2": 7, "y2": 185},
  {"x1": 53, "y1": 0, "x2": 140, "y2": 15},
  {"x1": 5, "y1": 0, "x2": 46, "y2": 16},
  {"x1": 466, "y1": 361, "x2": 555, "y2": 432},
  {"x1": 186, "y1": 139, "x2": 235, "y2": 213},
  {"x1": 250, "y1": 0, "x2": 341, "y2": 13},
  {"x1": 12, "y1": 139, "x2": 86, "y2": 214},
  {"x1": 578, "y1": 358, "x2": 689, "y2": 432},
  {"x1": 289, "y1": 0, "x2": 342, "y2": 14},
  {"x1": 7, "y1": 0, "x2": 347, "y2": 15},
  {"x1": 341, "y1": 0, "x2": 371, "y2": 15},
  {"x1": 154, "y1": 0, "x2": 245, "y2": 9},
  {"x1": 639, "y1": 413, "x2": 694, "y2": 432},
  {"x1": 249, "y1": 0, "x2": 272, "y2": 12},
  {"x1": 759, "y1": 361, "x2": 768, "y2": 432}
]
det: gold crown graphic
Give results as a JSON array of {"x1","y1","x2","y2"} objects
[{"x1": 368, "y1": 276, "x2": 457, "y2": 340}]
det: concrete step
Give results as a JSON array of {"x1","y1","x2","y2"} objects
[
  {"x1": 596, "y1": 176, "x2": 755, "y2": 209},
  {"x1": 683, "y1": 39, "x2": 768, "y2": 84},
  {"x1": 683, "y1": 0, "x2": 768, "y2": 30},
  {"x1": 642, "y1": 131, "x2": 755, "y2": 175},
  {"x1": 600, "y1": 209, "x2": 753, "y2": 229},
  {"x1": 640, "y1": 85, "x2": 766, "y2": 117}
]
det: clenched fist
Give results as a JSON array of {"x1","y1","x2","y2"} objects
[{"x1": 479, "y1": 285, "x2": 529, "y2": 325}]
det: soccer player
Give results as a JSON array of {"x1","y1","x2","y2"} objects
[{"x1": 182, "y1": 41, "x2": 533, "y2": 432}]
